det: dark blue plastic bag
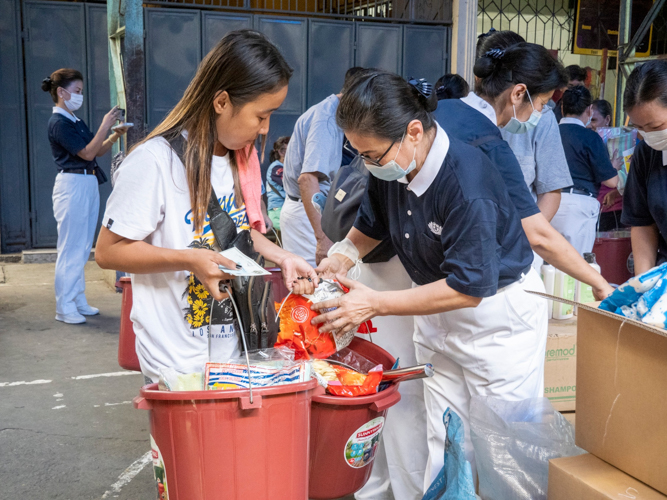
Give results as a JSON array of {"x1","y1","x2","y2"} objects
[{"x1": 422, "y1": 408, "x2": 477, "y2": 500}]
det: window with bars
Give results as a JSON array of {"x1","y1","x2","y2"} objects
[{"x1": 477, "y1": 0, "x2": 575, "y2": 51}]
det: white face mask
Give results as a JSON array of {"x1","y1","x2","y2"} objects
[
  {"x1": 61, "y1": 88, "x2": 83, "y2": 112},
  {"x1": 640, "y1": 129, "x2": 667, "y2": 151},
  {"x1": 365, "y1": 134, "x2": 417, "y2": 181}
]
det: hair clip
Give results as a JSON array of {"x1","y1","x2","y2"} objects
[
  {"x1": 477, "y1": 27, "x2": 497, "y2": 40},
  {"x1": 485, "y1": 48, "x2": 505, "y2": 60},
  {"x1": 408, "y1": 77, "x2": 433, "y2": 98},
  {"x1": 42, "y1": 77, "x2": 52, "y2": 84}
]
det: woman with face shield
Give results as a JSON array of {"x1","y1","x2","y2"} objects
[
  {"x1": 314, "y1": 70, "x2": 548, "y2": 487},
  {"x1": 550, "y1": 86, "x2": 619, "y2": 255},
  {"x1": 42, "y1": 69, "x2": 129, "y2": 324},
  {"x1": 95, "y1": 31, "x2": 316, "y2": 383},
  {"x1": 432, "y1": 42, "x2": 614, "y2": 299},
  {"x1": 621, "y1": 60, "x2": 667, "y2": 275}
]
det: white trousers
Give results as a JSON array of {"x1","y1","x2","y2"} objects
[
  {"x1": 279, "y1": 197, "x2": 317, "y2": 267},
  {"x1": 550, "y1": 192, "x2": 600, "y2": 256},
  {"x1": 354, "y1": 256, "x2": 428, "y2": 500},
  {"x1": 53, "y1": 172, "x2": 99, "y2": 315},
  {"x1": 414, "y1": 268, "x2": 548, "y2": 489}
]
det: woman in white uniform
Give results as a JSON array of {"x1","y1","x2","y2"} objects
[
  {"x1": 314, "y1": 71, "x2": 549, "y2": 488},
  {"x1": 95, "y1": 31, "x2": 316, "y2": 382},
  {"x1": 42, "y1": 68, "x2": 128, "y2": 324}
]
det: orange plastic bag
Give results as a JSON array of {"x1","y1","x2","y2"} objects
[
  {"x1": 327, "y1": 365, "x2": 383, "y2": 397},
  {"x1": 275, "y1": 280, "x2": 376, "y2": 360}
]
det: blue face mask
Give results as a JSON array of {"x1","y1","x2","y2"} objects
[
  {"x1": 365, "y1": 134, "x2": 416, "y2": 181},
  {"x1": 503, "y1": 89, "x2": 541, "y2": 134}
]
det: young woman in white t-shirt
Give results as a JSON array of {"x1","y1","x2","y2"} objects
[{"x1": 95, "y1": 30, "x2": 317, "y2": 381}]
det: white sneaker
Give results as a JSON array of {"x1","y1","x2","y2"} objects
[
  {"x1": 77, "y1": 305, "x2": 100, "y2": 316},
  {"x1": 55, "y1": 312, "x2": 86, "y2": 324}
]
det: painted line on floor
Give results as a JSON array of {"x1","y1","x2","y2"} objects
[
  {"x1": 102, "y1": 451, "x2": 152, "y2": 499},
  {"x1": 71, "y1": 371, "x2": 139, "y2": 380},
  {"x1": 0, "y1": 379, "x2": 52, "y2": 388},
  {"x1": 52, "y1": 405, "x2": 66, "y2": 410},
  {"x1": 104, "y1": 401, "x2": 132, "y2": 407}
]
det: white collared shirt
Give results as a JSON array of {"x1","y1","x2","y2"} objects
[
  {"x1": 461, "y1": 92, "x2": 497, "y2": 125},
  {"x1": 52, "y1": 106, "x2": 79, "y2": 123},
  {"x1": 559, "y1": 116, "x2": 586, "y2": 127},
  {"x1": 397, "y1": 123, "x2": 450, "y2": 197}
]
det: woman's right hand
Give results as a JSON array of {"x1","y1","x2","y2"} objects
[
  {"x1": 185, "y1": 249, "x2": 238, "y2": 301},
  {"x1": 102, "y1": 106, "x2": 122, "y2": 131}
]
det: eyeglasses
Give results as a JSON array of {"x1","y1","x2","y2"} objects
[{"x1": 344, "y1": 139, "x2": 396, "y2": 167}]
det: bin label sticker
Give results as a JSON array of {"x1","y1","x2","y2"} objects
[
  {"x1": 344, "y1": 417, "x2": 385, "y2": 468},
  {"x1": 151, "y1": 435, "x2": 169, "y2": 500}
]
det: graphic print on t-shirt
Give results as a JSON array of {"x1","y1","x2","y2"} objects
[{"x1": 182, "y1": 192, "x2": 250, "y2": 351}]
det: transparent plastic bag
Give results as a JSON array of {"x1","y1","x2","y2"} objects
[{"x1": 470, "y1": 396, "x2": 584, "y2": 500}]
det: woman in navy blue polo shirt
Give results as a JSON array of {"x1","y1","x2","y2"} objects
[
  {"x1": 622, "y1": 60, "x2": 667, "y2": 274},
  {"x1": 551, "y1": 85, "x2": 618, "y2": 256},
  {"x1": 42, "y1": 69, "x2": 128, "y2": 324},
  {"x1": 312, "y1": 71, "x2": 548, "y2": 487},
  {"x1": 432, "y1": 41, "x2": 614, "y2": 300}
]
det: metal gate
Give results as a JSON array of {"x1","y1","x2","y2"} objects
[
  {"x1": 21, "y1": 0, "x2": 111, "y2": 248},
  {"x1": 144, "y1": 9, "x2": 451, "y2": 170},
  {"x1": 0, "y1": 0, "x2": 450, "y2": 252}
]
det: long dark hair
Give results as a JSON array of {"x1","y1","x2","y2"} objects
[
  {"x1": 476, "y1": 30, "x2": 524, "y2": 60},
  {"x1": 138, "y1": 30, "x2": 292, "y2": 232},
  {"x1": 337, "y1": 71, "x2": 438, "y2": 141},
  {"x1": 435, "y1": 74, "x2": 469, "y2": 100},
  {"x1": 270, "y1": 136, "x2": 289, "y2": 163},
  {"x1": 41, "y1": 68, "x2": 84, "y2": 103},
  {"x1": 624, "y1": 60, "x2": 667, "y2": 111},
  {"x1": 473, "y1": 42, "x2": 568, "y2": 103},
  {"x1": 592, "y1": 99, "x2": 613, "y2": 120}
]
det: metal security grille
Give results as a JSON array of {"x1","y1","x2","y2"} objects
[
  {"x1": 144, "y1": 0, "x2": 452, "y2": 23},
  {"x1": 477, "y1": 0, "x2": 574, "y2": 51},
  {"x1": 650, "y1": 4, "x2": 667, "y2": 55}
]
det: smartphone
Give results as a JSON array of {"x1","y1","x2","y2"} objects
[{"x1": 112, "y1": 122, "x2": 134, "y2": 132}]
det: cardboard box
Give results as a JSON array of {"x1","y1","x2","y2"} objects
[
  {"x1": 549, "y1": 454, "x2": 666, "y2": 500},
  {"x1": 544, "y1": 319, "x2": 577, "y2": 411},
  {"x1": 531, "y1": 291, "x2": 667, "y2": 495}
]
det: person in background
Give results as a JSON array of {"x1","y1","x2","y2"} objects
[
  {"x1": 280, "y1": 67, "x2": 365, "y2": 266},
  {"x1": 589, "y1": 99, "x2": 626, "y2": 231},
  {"x1": 433, "y1": 43, "x2": 614, "y2": 299},
  {"x1": 42, "y1": 68, "x2": 128, "y2": 324},
  {"x1": 435, "y1": 73, "x2": 469, "y2": 100},
  {"x1": 479, "y1": 31, "x2": 573, "y2": 272},
  {"x1": 266, "y1": 136, "x2": 288, "y2": 230},
  {"x1": 551, "y1": 86, "x2": 619, "y2": 256},
  {"x1": 554, "y1": 64, "x2": 588, "y2": 121},
  {"x1": 621, "y1": 60, "x2": 667, "y2": 274}
]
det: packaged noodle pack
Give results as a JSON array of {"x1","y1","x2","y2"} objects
[
  {"x1": 276, "y1": 279, "x2": 376, "y2": 359},
  {"x1": 312, "y1": 359, "x2": 383, "y2": 397}
]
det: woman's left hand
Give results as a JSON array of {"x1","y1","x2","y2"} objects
[
  {"x1": 112, "y1": 126, "x2": 130, "y2": 137},
  {"x1": 279, "y1": 254, "x2": 318, "y2": 294},
  {"x1": 311, "y1": 275, "x2": 378, "y2": 336}
]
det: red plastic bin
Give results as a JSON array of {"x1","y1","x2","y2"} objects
[
  {"x1": 117, "y1": 277, "x2": 141, "y2": 372},
  {"x1": 117, "y1": 269, "x2": 288, "y2": 372},
  {"x1": 309, "y1": 337, "x2": 402, "y2": 499},
  {"x1": 593, "y1": 236, "x2": 633, "y2": 286},
  {"x1": 134, "y1": 379, "x2": 320, "y2": 499}
]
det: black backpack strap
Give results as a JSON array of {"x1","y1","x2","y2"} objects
[{"x1": 165, "y1": 133, "x2": 236, "y2": 250}]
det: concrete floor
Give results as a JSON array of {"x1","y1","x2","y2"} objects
[
  {"x1": 0, "y1": 262, "x2": 356, "y2": 500},
  {"x1": 0, "y1": 262, "x2": 156, "y2": 500}
]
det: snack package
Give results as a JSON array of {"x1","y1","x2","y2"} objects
[
  {"x1": 276, "y1": 279, "x2": 376, "y2": 359},
  {"x1": 205, "y1": 360, "x2": 311, "y2": 390},
  {"x1": 158, "y1": 367, "x2": 204, "y2": 391},
  {"x1": 312, "y1": 359, "x2": 383, "y2": 397}
]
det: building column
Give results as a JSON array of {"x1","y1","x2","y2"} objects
[{"x1": 451, "y1": 0, "x2": 478, "y2": 85}]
